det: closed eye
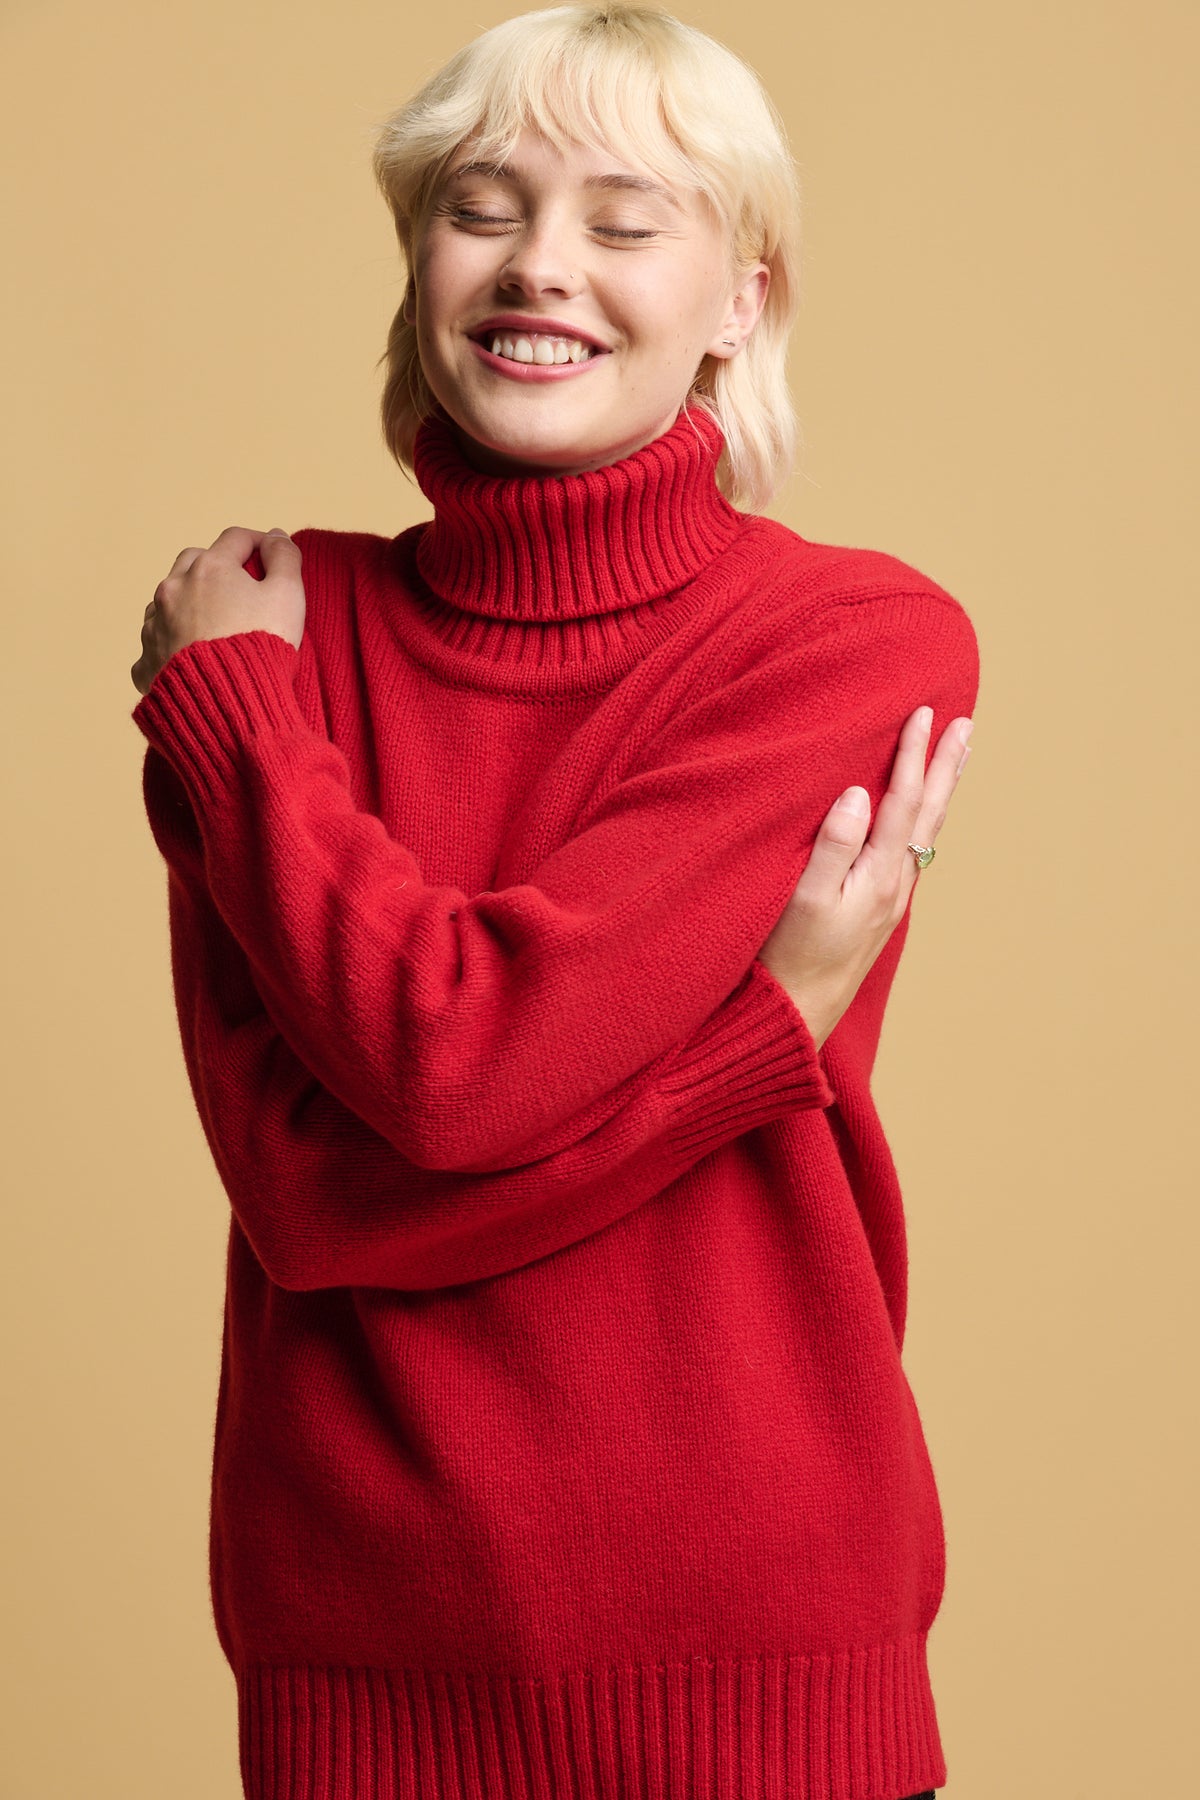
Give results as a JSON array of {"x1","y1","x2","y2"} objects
[{"x1": 451, "y1": 209, "x2": 658, "y2": 241}]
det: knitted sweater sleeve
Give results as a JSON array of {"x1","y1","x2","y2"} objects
[
  {"x1": 131, "y1": 574, "x2": 978, "y2": 1274},
  {"x1": 140, "y1": 742, "x2": 835, "y2": 1290}
]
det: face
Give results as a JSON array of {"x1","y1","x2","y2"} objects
[{"x1": 405, "y1": 127, "x2": 769, "y2": 478}]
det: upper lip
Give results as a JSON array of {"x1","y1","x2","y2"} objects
[{"x1": 468, "y1": 315, "x2": 612, "y2": 352}]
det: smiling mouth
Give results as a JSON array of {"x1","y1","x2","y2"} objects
[{"x1": 468, "y1": 329, "x2": 611, "y2": 366}]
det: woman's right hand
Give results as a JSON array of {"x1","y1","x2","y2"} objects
[{"x1": 756, "y1": 707, "x2": 974, "y2": 1051}]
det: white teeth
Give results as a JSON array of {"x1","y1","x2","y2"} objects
[{"x1": 486, "y1": 332, "x2": 594, "y2": 365}]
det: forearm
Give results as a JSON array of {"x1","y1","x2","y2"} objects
[
  {"x1": 133, "y1": 632, "x2": 840, "y2": 1171},
  {"x1": 158, "y1": 850, "x2": 832, "y2": 1290}
]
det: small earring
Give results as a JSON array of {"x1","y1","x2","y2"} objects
[{"x1": 722, "y1": 338, "x2": 736, "y2": 346}]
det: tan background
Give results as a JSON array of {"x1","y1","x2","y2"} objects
[{"x1": 3, "y1": 1, "x2": 1195, "y2": 1794}]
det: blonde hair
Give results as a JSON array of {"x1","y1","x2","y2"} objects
[{"x1": 369, "y1": 4, "x2": 803, "y2": 511}]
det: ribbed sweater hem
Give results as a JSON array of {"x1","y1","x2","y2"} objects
[{"x1": 235, "y1": 1632, "x2": 945, "y2": 1800}]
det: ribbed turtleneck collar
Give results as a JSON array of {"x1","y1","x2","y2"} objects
[{"x1": 411, "y1": 403, "x2": 743, "y2": 622}]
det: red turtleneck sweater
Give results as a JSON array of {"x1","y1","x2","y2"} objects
[{"x1": 132, "y1": 403, "x2": 979, "y2": 1800}]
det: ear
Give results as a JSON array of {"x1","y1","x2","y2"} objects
[
  {"x1": 402, "y1": 282, "x2": 416, "y2": 327},
  {"x1": 707, "y1": 263, "x2": 770, "y2": 359}
]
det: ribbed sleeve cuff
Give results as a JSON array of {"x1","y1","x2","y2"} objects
[
  {"x1": 657, "y1": 957, "x2": 836, "y2": 1160},
  {"x1": 130, "y1": 631, "x2": 306, "y2": 807}
]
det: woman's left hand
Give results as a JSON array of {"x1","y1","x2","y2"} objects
[
  {"x1": 756, "y1": 705, "x2": 973, "y2": 1051},
  {"x1": 131, "y1": 525, "x2": 305, "y2": 696}
]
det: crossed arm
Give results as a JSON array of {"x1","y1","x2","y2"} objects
[{"x1": 134, "y1": 574, "x2": 978, "y2": 1291}]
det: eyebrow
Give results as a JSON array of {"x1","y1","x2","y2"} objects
[{"x1": 443, "y1": 159, "x2": 685, "y2": 213}]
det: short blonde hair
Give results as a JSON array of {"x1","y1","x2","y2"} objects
[{"x1": 369, "y1": 4, "x2": 803, "y2": 511}]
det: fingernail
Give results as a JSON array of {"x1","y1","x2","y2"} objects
[
  {"x1": 956, "y1": 746, "x2": 972, "y2": 776},
  {"x1": 959, "y1": 718, "x2": 974, "y2": 747},
  {"x1": 839, "y1": 786, "x2": 870, "y2": 815},
  {"x1": 918, "y1": 705, "x2": 934, "y2": 730}
]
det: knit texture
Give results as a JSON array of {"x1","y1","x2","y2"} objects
[{"x1": 132, "y1": 401, "x2": 979, "y2": 1800}]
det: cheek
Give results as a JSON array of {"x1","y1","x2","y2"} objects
[
  {"x1": 619, "y1": 294, "x2": 690, "y2": 360},
  {"x1": 413, "y1": 230, "x2": 476, "y2": 311},
  {"x1": 620, "y1": 267, "x2": 723, "y2": 360}
]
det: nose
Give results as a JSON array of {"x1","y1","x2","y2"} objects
[{"x1": 497, "y1": 218, "x2": 585, "y2": 303}]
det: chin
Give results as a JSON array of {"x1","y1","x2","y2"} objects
[{"x1": 454, "y1": 415, "x2": 627, "y2": 478}]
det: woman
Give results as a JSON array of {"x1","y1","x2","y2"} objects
[{"x1": 130, "y1": 7, "x2": 977, "y2": 1797}]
